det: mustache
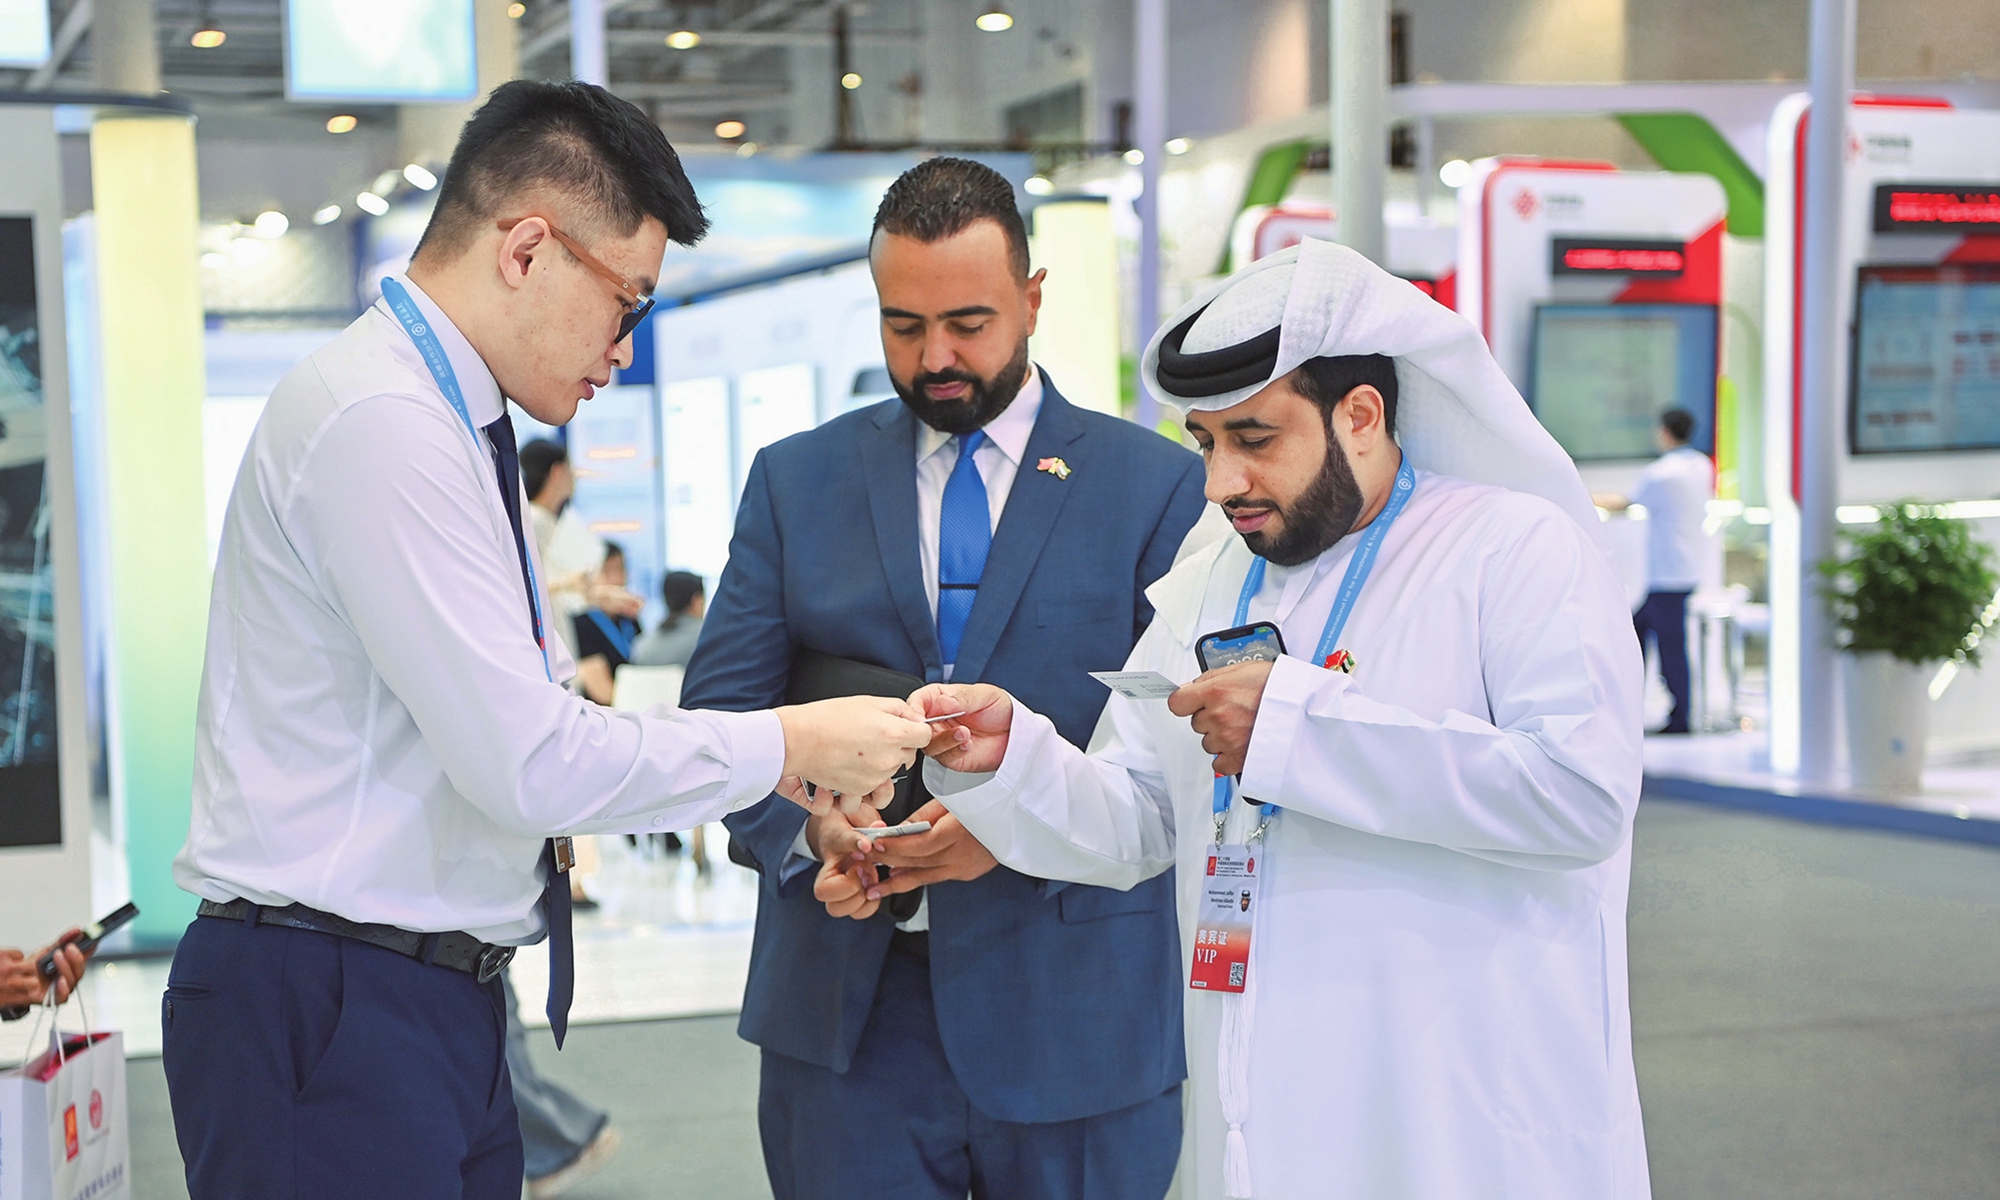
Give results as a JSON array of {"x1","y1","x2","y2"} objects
[{"x1": 910, "y1": 368, "x2": 983, "y2": 391}]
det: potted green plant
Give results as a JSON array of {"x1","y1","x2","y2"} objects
[{"x1": 1819, "y1": 503, "x2": 1999, "y2": 792}]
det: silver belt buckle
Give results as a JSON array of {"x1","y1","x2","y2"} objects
[{"x1": 475, "y1": 944, "x2": 516, "y2": 983}]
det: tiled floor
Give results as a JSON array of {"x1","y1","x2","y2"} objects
[{"x1": 7, "y1": 829, "x2": 757, "y2": 1065}]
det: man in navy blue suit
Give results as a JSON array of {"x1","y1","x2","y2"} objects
[{"x1": 680, "y1": 158, "x2": 1205, "y2": 1199}]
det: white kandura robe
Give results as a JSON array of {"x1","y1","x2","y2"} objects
[{"x1": 931, "y1": 469, "x2": 1651, "y2": 1200}]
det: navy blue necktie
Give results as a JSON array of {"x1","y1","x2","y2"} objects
[
  {"x1": 484, "y1": 414, "x2": 574, "y2": 1048},
  {"x1": 937, "y1": 431, "x2": 991, "y2": 668}
]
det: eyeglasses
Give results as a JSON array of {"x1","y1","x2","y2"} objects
[{"x1": 497, "y1": 216, "x2": 656, "y2": 343}]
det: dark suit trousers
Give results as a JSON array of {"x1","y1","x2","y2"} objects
[
  {"x1": 1634, "y1": 588, "x2": 1693, "y2": 733},
  {"x1": 758, "y1": 943, "x2": 1182, "y2": 1200},
  {"x1": 161, "y1": 916, "x2": 523, "y2": 1199}
]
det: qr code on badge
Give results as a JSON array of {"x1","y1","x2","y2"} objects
[{"x1": 1228, "y1": 962, "x2": 1245, "y2": 987}]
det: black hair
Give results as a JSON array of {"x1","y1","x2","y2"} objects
[
  {"x1": 1660, "y1": 408, "x2": 1696, "y2": 444},
  {"x1": 660, "y1": 570, "x2": 706, "y2": 629},
  {"x1": 414, "y1": 79, "x2": 709, "y2": 263},
  {"x1": 519, "y1": 438, "x2": 569, "y2": 504},
  {"x1": 1289, "y1": 355, "x2": 1399, "y2": 438},
  {"x1": 871, "y1": 157, "x2": 1029, "y2": 279}
]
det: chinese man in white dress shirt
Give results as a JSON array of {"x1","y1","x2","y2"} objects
[
  {"x1": 884, "y1": 239, "x2": 1651, "y2": 1200},
  {"x1": 162, "y1": 80, "x2": 929, "y2": 1200}
]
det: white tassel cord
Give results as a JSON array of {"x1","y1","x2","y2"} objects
[{"x1": 1219, "y1": 969, "x2": 1259, "y2": 1198}]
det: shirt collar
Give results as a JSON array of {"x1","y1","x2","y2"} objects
[
  {"x1": 916, "y1": 364, "x2": 1045, "y2": 466},
  {"x1": 377, "y1": 274, "x2": 508, "y2": 428}
]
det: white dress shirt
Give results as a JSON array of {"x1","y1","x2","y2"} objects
[
  {"x1": 176, "y1": 277, "x2": 786, "y2": 944},
  {"x1": 789, "y1": 367, "x2": 1045, "y2": 930},
  {"x1": 1629, "y1": 445, "x2": 1713, "y2": 591}
]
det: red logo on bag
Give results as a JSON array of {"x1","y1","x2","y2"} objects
[
  {"x1": 64, "y1": 1105, "x2": 79, "y2": 1159},
  {"x1": 90, "y1": 1089, "x2": 104, "y2": 1130}
]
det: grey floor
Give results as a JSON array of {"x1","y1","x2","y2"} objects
[{"x1": 126, "y1": 796, "x2": 2000, "y2": 1199}]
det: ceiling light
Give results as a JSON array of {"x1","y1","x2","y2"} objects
[
  {"x1": 1123, "y1": 148, "x2": 1144, "y2": 165},
  {"x1": 840, "y1": 72, "x2": 862, "y2": 90},
  {"x1": 190, "y1": 27, "x2": 226, "y2": 48},
  {"x1": 252, "y1": 210, "x2": 289, "y2": 239},
  {"x1": 736, "y1": 141, "x2": 759, "y2": 157},
  {"x1": 1023, "y1": 175, "x2": 1053, "y2": 196},
  {"x1": 975, "y1": 6, "x2": 1013, "y2": 32},
  {"x1": 403, "y1": 163, "x2": 439, "y2": 190},
  {"x1": 665, "y1": 30, "x2": 701, "y2": 49},
  {"x1": 325, "y1": 114, "x2": 358, "y2": 134},
  {"x1": 355, "y1": 191, "x2": 390, "y2": 216},
  {"x1": 312, "y1": 204, "x2": 343, "y2": 225},
  {"x1": 506, "y1": 2, "x2": 525, "y2": 16},
  {"x1": 1165, "y1": 137, "x2": 1191, "y2": 155},
  {"x1": 1438, "y1": 158, "x2": 1473, "y2": 189},
  {"x1": 714, "y1": 119, "x2": 746, "y2": 139},
  {"x1": 372, "y1": 169, "x2": 402, "y2": 196}
]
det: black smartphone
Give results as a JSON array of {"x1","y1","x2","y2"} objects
[
  {"x1": 37, "y1": 902, "x2": 140, "y2": 978},
  {"x1": 1195, "y1": 622, "x2": 1286, "y2": 672}
]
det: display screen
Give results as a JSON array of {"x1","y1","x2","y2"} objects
[
  {"x1": 0, "y1": 0, "x2": 51, "y2": 66},
  {"x1": 1529, "y1": 303, "x2": 1717, "y2": 461},
  {"x1": 1871, "y1": 184, "x2": 2000, "y2": 235},
  {"x1": 1850, "y1": 264, "x2": 2000, "y2": 454},
  {"x1": 1549, "y1": 238, "x2": 1687, "y2": 277},
  {"x1": 285, "y1": 0, "x2": 477, "y2": 102}
]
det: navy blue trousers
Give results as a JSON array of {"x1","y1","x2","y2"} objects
[
  {"x1": 1635, "y1": 589, "x2": 1693, "y2": 733},
  {"x1": 161, "y1": 916, "x2": 523, "y2": 1199},
  {"x1": 759, "y1": 944, "x2": 1182, "y2": 1200}
]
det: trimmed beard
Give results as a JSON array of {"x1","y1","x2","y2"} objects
[
  {"x1": 893, "y1": 339, "x2": 1031, "y2": 435},
  {"x1": 1230, "y1": 423, "x2": 1365, "y2": 567}
]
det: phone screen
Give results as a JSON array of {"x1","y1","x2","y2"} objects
[{"x1": 1196, "y1": 622, "x2": 1286, "y2": 672}]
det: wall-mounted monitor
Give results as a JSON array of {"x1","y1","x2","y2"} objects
[
  {"x1": 1850, "y1": 264, "x2": 2000, "y2": 454},
  {"x1": 1528, "y1": 302, "x2": 1718, "y2": 461},
  {"x1": 285, "y1": 0, "x2": 477, "y2": 102}
]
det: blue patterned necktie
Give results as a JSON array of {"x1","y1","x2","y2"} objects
[
  {"x1": 936, "y1": 430, "x2": 991, "y2": 668},
  {"x1": 484, "y1": 414, "x2": 574, "y2": 1048}
]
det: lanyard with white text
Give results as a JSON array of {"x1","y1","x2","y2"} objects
[
  {"x1": 380, "y1": 277, "x2": 553, "y2": 684},
  {"x1": 1212, "y1": 456, "x2": 1417, "y2": 833}
]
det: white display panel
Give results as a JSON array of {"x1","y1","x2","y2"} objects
[
  {"x1": 285, "y1": 0, "x2": 477, "y2": 102},
  {"x1": 0, "y1": 0, "x2": 50, "y2": 66},
  {"x1": 733, "y1": 363, "x2": 817, "y2": 491},
  {"x1": 659, "y1": 378, "x2": 734, "y2": 584}
]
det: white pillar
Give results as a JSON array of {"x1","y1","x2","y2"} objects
[
  {"x1": 571, "y1": 0, "x2": 607, "y2": 85},
  {"x1": 91, "y1": 0, "x2": 161, "y2": 94},
  {"x1": 1132, "y1": 0, "x2": 1166, "y2": 430},
  {"x1": 1797, "y1": 0, "x2": 1856, "y2": 783},
  {"x1": 1330, "y1": 0, "x2": 1387, "y2": 264}
]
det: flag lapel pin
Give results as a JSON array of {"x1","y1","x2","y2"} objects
[{"x1": 1036, "y1": 456, "x2": 1072, "y2": 480}]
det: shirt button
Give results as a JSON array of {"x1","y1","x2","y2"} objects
[{"x1": 652, "y1": 817, "x2": 666, "y2": 827}]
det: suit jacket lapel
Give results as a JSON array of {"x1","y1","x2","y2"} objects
[
  {"x1": 861, "y1": 403, "x2": 946, "y2": 682},
  {"x1": 951, "y1": 378, "x2": 1086, "y2": 683}
]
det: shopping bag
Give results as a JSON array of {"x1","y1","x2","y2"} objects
[{"x1": 0, "y1": 996, "x2": 129, "y2": 1200}]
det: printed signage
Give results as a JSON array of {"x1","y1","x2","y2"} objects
[
  {"x1": 1872, "y1": 183, "x2": 2000, "y2": 234},
  {"x1": 1550, "y1": 238, "x2": 1686, "y2": 277}
]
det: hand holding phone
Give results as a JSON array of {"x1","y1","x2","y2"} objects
[{"x1": 0, "y1": 903, "x2": 138, "y2": 1019}]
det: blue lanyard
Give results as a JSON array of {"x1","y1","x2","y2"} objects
[
  {"x1": 585, "y1": 610, "x2": 635, "y2": 660},
  {"x1": 379, "y1": 278, "x2": 552, "y2": 683},
  {"x1": 1212, "y1": 456, "x2": 1418, "y2": 827}
]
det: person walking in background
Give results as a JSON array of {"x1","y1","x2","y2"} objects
[
  {"x1": 630, "y1": 570, "x2": 706, "y2": 668},
  {"x1": 523, "y1": 438, "x2": 642, "y2": 666},
  {"x1": 681, "y1": 157, "x2": 1206, "y2": 1200},
  {"x1": 1603, "y1": 408, "x2": 1713, "y2": 735},
  {"x1": 503, "y1": 972, "x2": 620, "y2": 1199}
]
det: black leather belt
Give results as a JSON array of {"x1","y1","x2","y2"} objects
[
  {"x1": 889, "y1": 928, "x2": 929, "y2": 958},
  {"x1": 197, "y1": 899, "x2": 517, "y2": 983}
]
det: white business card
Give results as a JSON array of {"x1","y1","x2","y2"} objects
[{"x1": 1089, "y1": 670, "x2": 1183, "y2": 700}]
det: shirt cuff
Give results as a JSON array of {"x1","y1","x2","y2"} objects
[
  {"x1": 713, "y1": 707, "x2": 788, "y2": 812},
  {"x1": 1240, "y1": 655, "x2": 1347, "y2": 804}
]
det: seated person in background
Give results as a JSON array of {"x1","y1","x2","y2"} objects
[
  {"x1": 629, "y1": 570, "x2": 705, "y2": 667},
  {"x1": 572, "y1": 541, "x2": 642, "y2": 706},
  {"x1": 0, "y1": 934, "x2": 90, "y2": 1011}
]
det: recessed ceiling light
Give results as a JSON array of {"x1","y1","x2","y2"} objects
[
  {"x1": 253, "y1": 210, "x2": 289, "y2": 238},
  {"x1": 714, "y1": 119, "x2": 746, "y2": 139},
  {"x1": 312, "y1": 204, "x2": 343, "y2": 225},
  {"x1": 325, "y1": 114, "x2": 358, "y2": 134},
  {"x1": 190, "y1": 27, "x2": 226, "y2": 48},
  {"x1": 666, "y1": 30, "x2": 701, "y2": 49},
  {"x1": 1438, "y1": 159, "x2": 1473, "y2": 189},
  {"x1": 355, "y1": 191, "x2": 390, "y2": 216},
  {"x1": 506, "y1": 2, "x2": 525, "y2": 17},
  {"x1": 975, "y1": 6, "x2": 1013, "y2": 32},
  {"x1": 841, "y1": 72, "x2": 862, "y2": 90},
  {"x1": 1024, "y1": 176, "x2": 1054, "y2": 196},
  {"x1": 403, "y1": 163, "x2": 439, "y2": 190},
  {"x1": 1123, "y1": 148, "x2": 1145, "y2": 165},
  {"x1": 1165, "y1": 137, "x2": 1192, "y2": 155}
]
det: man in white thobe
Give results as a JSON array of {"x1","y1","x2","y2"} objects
[{"x1": 856, "y1": 240, "x2": 1650, "y2": 1199}]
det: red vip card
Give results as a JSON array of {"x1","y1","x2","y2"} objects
[{"x1": 1190, "y1": 844, "x2": 1260, "y2": 993}]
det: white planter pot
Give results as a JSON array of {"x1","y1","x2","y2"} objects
[{"x1": 1841, "y1": 651, "x2": 1934, "y2": 794}]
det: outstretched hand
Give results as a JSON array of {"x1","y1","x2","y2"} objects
[
  {"x1": 908, "y1": 683, "x2": 1014, "y2": 775},
  {"x1": 774, "y1": 695, "x2": 931, "y2": 815}
]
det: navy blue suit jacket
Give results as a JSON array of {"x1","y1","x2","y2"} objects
[{"x1": 682, "y1": 378, "x2": 1205, "y2": 1124}]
